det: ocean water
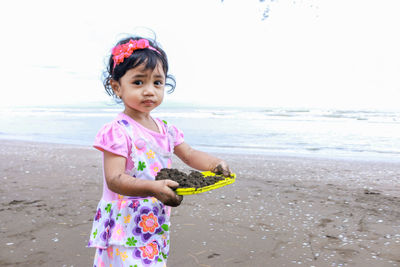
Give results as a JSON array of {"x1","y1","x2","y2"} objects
[{"x1": 1, "y1": 104, "x2": 399, "y2": 162}]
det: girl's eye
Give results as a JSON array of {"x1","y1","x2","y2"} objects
[
  {"x1": 133, "y1": 80, "x2": 143, "y2": 85},
  {"x1": 154, "y1": 80, "x2": 164, "y2": 86}
]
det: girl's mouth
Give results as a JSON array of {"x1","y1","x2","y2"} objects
[{"x1": 142, "y1": 100, "x2": 155, "y2": 105}]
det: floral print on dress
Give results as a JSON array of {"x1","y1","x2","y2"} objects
[
  {"x1": 111, "y1": 223, "x2": 126, "y2": 241},
  {"x1": 124, "y1": 214, "x2": 132, "y2": 224},
  {"x1": 149, "y1": 162, "x2": 162, "y2": 177},
  {"x1": 95, "y1": 208, "x2": 102, "y2": 221},
  {"x1": 89, "y1": 198, "x2": 169, "y2": 251},
  {"x1": 107, "y1": 246, "x2": 113, "y2": 259},
  {"x1": 129, "y1": 199, "x2": 140, "y2": 211},
  {"x1": 139, "y1": 212, "x2": 159, "y2": 233},
  {"x1": 135, "y1": 138, "x2": 146, "y2": 155},
  {"x1": 94, "y1": 244, "x2": 167, "y2": 267},
  {"x1": 117, "y1": 199, "x2": 128, "y2": 210},
  {"x1": 132, "y1": 205, "x2": 166, "y2": 243},
  {"x1": 116, "y1": 247, "x2": 128, "y2": 261},
  {"x1": 133, "y1": 241, "x2": 163, "y2": 266},
  {"x1": 97, "y1": 256, "x2": 105, "y2": 267},
  {"x1": 146, "y1": 149, "x2": 155, "y2": 159},
  {"x1": 101, "y1": 216, "x2": 115, "y2": 246},
  {"x1": 90, "y1": 117, "x2": 177, "y2": 266},
  {"x1": 138, "y1": 161, "x2": 147, "y2": 171}
]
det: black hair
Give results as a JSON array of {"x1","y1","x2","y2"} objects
[{"x1": 103, "y1": 36, "x2": 176, "y2": 103}]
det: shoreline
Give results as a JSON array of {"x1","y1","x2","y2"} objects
[
  {"x1": 1, "y1": 137, "x2": 399, "y2": 164},
  {"x1": 1, "y1": 139, "x2": 400, "y2": 266}
]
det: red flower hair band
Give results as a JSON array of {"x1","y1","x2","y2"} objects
[{"x1": 112, "y1": 39, "x2": 160, "y2": 68}]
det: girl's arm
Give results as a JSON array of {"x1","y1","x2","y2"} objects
[
  {"x1": 174, "y1": 142, "x2": 231, "y2": 176},
  {"x1": 103, "y1": 151, "x2": 183, "y2": 207}
]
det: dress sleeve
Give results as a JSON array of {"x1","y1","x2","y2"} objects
[
  {"x1": 170, "y1": 124, "x2": 185, "y2": 147},
  {"x1": 93, "y1": 121, "x2": 130, "y2": 158}
]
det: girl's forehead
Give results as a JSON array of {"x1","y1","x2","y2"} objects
[{"x1": 127, "y1": 62, "x2": 165, "y2": 77}]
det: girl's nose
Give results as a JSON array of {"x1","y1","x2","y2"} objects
[{"x1": 143, "y1": 85, "x2": 155, "y2": 95}]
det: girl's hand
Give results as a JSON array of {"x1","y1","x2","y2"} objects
[
  {"x1": 152, "y1": 179, "x2": 183, "y2": 207},
  {"x1": 213, "y1": 160, "x2": 231, "y2": 177}
]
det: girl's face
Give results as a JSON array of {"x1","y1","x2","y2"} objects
[{"x1": 112, "y1": 62, "x2": 166, "y2": 115}]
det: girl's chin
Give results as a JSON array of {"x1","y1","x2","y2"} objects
[{"x1": 125, "y1": 105, "x2": 159, "y2": 114}]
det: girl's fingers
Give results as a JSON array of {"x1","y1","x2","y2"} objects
[
  {"x1": 214, "y1": 161, "x2": 231, "y2": 177},
  {"x1": 153, "y1": 180, "x2": 182, "y2": 207},
  {"x1": 164, "y1": 179, "x2": 179, "y2": 189},
  {"x1": 164, "y1": 195, "x2": 183, "y2": 207},
  {"x1": 223, "y1": 168, "x2": 231, "y2": 177}
]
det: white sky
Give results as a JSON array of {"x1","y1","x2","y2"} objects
[{"x1": 1, "y1": 0, "x2": 399, "y2": 110}]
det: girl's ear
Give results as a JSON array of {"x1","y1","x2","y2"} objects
[{"x1": 110, "y1": 79, "x2": 121, "y2": 97}]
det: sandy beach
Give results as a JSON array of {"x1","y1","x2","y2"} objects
[{"x1": 1, "y1": 140, "x2": 400, "y2": 267}]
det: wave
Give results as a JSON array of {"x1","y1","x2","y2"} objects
[
  {"x1": 1, "y1": 105, "x2": 399, "y2": 161},
  {"x1": 194, "y1": 143, "x2": 400, "y2": 158},
  {"x1": 2, "y1": 106, "x2": 399, "y2": 123}
]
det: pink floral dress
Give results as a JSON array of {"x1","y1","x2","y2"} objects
[{"x1": 88, "y1": 113, "x2": 184, "y2": 267}]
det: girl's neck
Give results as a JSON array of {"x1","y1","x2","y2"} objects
[
  {"x1": 123, "y1": 108, "x2": 150, "y2": 121},
  {"x1": 123, "y1": 109, "x2": 159, "y2": 133}
]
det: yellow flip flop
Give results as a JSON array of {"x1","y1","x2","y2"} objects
[{"x1": 175, "y1": 171, "x2": 236, "y2": 195}]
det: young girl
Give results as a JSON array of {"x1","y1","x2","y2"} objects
[{"x1": 87, "y1": 35, "x2": 231, "y2": 267}]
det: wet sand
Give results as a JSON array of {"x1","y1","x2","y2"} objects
[{"x1": 1, "y1": 140, "x2": 399, "y2": 266}]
